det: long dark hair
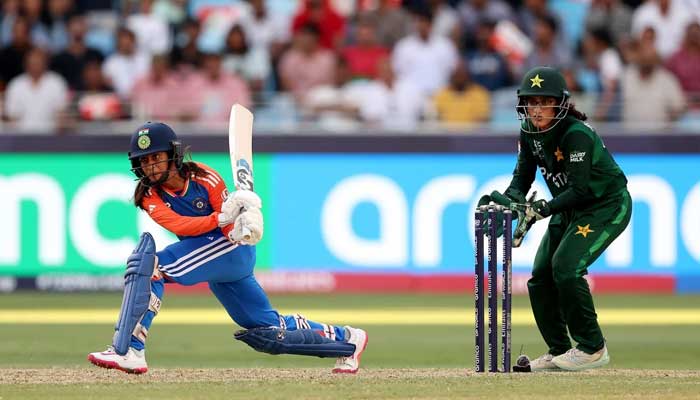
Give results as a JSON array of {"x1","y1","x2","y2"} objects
[
  {"x1": 133, "y1": 153, "x2": 209, "y2": 209},
  {"x1": 567, "y1": 103, "x2": 588, "y2": 121}
]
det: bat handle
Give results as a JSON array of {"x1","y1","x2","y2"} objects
[{"x1": 241, "y1": 226, "x2": 252, "y2": 242}]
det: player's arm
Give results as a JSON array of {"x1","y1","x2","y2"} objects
[
  {"x1": 505, "y1": 134, "x2": 537, "y2": 202},
  {"x1": 142, "y1": 194, "x2": 220, "y2": 237},
  {"x1": 547, "y1": 131, "x2": 595, "y2": 214},
  {"x1": 195, "y1": 163, "x2": 228, "y2": 212}
]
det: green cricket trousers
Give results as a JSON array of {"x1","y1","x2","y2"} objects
[{"x1": 528, "y1": 189, "x2": 632, "y2": 355}]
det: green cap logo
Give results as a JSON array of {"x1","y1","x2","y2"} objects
[{"x1": 530, "y1": 74, "x2": 544, "y2": 88}]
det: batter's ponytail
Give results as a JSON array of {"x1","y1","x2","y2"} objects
[{"x1": 134, "y1": 181, "x2": 148, "y2": 208}]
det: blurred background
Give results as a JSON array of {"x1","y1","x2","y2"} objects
[
  {"x1": 0, "y1": 0, "x2": 699, "y2": 373},
  {"x1": 0, "y1": 0, "x2": 698, "y2": 134}
]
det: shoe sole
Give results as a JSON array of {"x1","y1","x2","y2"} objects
[
  {"x1": 531, "y1": 365, "x2": 561, "y2": 372},
  {"x1": 87, "y1": 354, "x2": 148, "y2": 374},
  {"x1": 332, "y1": 331, "x2": 368, "y2": 374}
]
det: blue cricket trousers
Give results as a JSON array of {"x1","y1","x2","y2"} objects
[{"x1": 130, "y1": 233, "x2": 346, "y2": 350}]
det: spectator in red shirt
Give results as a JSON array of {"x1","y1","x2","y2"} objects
[
  {"x1": 341, "y1": 19, "x2": 389, "y2": 79},
  {"x1": 666, "y1": 21, "x2": 700, "y2": 109},
  {"x1": 187, "y1": 53, "x2": 252, "y2": 125},
  {"x1": 132, "y1": 55, "x2": 185, "y2": 121},
  {"x1": 291, "y1": 0, "x2": 345, "y2": 49},
  {"x1": 279, "y1": 24, "x2": 336, "y2": 102}
]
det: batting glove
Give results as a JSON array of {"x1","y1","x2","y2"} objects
[{"x1": 218, "y1": 190, "x2": 262, "y2": 227}]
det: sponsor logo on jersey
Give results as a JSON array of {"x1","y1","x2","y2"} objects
[{"x1": 570, "y1": 151, "x2": 586, "y2": 162}]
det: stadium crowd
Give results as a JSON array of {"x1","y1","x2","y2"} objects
[{"x1": 0, "y1": 0, "x2": 698, "y2": 134}]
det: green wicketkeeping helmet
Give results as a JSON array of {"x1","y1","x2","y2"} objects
[{"x1": 516, "y1": 66, "x2": 571, "y2": 133}]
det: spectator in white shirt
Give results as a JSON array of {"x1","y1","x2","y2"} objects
[
  {"x1": 357, "y1": 58, "x2": 424, "y2": 130},
  {"x1": 126, "y1": 0, "x2": 171, "y2": 57},
  {"x1": 427, "y1": 0, "x2": 460, "y2": 39},
  {"x1": 302, "y1": 57, "x2": 367, "y2": 128},
  {"x1": 222, "y1": 24, "x2": 270, "y2": 94},
  {"x1": 240, "y1": 0, "x2": 291, "y2": 61},
  {"x1": 102, "y1": 27, "x2": 150, "y2": 98},
  {"x1": 622, "y1": 42, "x2": 686, "y2": 128},
  {"x1": 583, "y1": 28, "x2": 623, "y2": 121},
  {"x1": 392, "y1": 7, "x2": 458, "y2": 96},
  {"x1": 4, "y1": 47, "x2": 68, "y2": 133},
  {"x1": 631, "y1": 0, "x2": 696, "y2": 59}
]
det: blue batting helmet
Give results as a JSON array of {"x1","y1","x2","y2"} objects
[{"x1": 128, "y1": 122, "x2": 184, "y2": 178}]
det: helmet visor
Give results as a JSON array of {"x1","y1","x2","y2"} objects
[{"x1": 516, "y1": 95, "x2": 570, "y2": 133}]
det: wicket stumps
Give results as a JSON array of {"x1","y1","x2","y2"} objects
[{"x1": 474, "y1": 205, "x2": 512, "y2": 373}]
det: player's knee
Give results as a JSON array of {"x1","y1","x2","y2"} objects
[
  {"x1": 528, "y1": 259, "x2": 551, "y2": 284},
  {"x1": 552, "y1": 265, "x2": 577, "y2": 286},
  {"x1": 234, "y1": 313, "x2": 279, "y2": 329},
  {"x1": 550, "y1": 252, "x2": 576, "y2": 282}
]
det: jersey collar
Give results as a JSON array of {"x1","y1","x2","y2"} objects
[{"x1": 161, "y1": 177, "x2": 190, "y2": 197}]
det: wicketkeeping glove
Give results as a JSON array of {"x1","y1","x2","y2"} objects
[
  {"x1": 476, "y1": 190, "x2": 518, "y2": 238},
  {"x1": 529, "y1": 199, "x2": 551, "y2": 219},
  {"x1": 509, "y1": 191, "x2": 543, "y2": 248}
]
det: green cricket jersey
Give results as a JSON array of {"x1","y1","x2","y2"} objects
[{"x1": 506, "y1": 116, "x2": 627, "y2": 214}]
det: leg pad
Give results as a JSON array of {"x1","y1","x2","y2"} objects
[
  {"x1": 234, "y1": 327, "x2": 355, "y2": 358},
  {"x1": 112, "y1": 233, "x2": 158, "y2": 355}
]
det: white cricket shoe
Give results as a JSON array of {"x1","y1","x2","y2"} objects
[
  {"x1": 552, "y1": 345, "x2": 609, "y2": 371},
  {"x1": 332, "y1": 326, "x2": 368, "y2": 374},
  {"x1": 88, "y1": 346, "x2": 148, "y2": 374},
  {"x1": 530, "y1": 353, "x2": 560, "y2": 371}
]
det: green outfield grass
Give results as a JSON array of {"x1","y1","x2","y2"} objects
[{"x1": 0, "y1": 293, "x2": 699, "y2": 399}]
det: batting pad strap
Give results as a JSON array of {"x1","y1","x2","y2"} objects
[
  {"x1": 133, "y1": 323, "x2": 148, "y2": 342},
  {"x1": 234, "y1": 327, "x2": 355, "y2": 358},
  {"x1": 149, "y1": 292, "x2": 161, "y2": 315}
]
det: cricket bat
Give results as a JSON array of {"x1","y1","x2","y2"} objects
[{"x1": 228, "y1": 104, "x2": 255, "y2": 240}]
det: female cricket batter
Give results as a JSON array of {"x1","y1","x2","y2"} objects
[
  {"x1": 482, "y1": 66, "x2": 631, "y2": 371},
  {"x1": 88, "y1": 122, "x2": 367, "y2": 374}
]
